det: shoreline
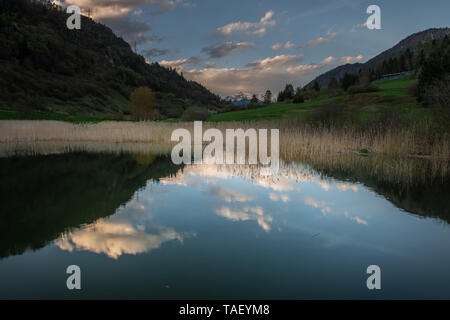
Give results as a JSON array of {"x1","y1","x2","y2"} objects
[{"x1": 1, "y1": 119, "x2": 449, "y2": 160}]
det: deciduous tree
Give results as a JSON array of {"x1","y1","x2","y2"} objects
[{"x1": 130, "y1": 86, "x2": 155, "y2": 120}]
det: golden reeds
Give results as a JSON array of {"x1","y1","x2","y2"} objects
[{"x1": 1, "y1": 120, "x2": 449, "y2": 159}]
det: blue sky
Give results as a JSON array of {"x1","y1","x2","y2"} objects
[{"x1": 57, "y1": 0, "x2": 450, "y2": 97}]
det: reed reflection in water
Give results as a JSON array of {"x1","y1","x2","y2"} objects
[{"x1": 0, "y1": 141, "x2": 449, "y2": 299}]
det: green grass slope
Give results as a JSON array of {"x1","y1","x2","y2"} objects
[{"x1": 209, "y1": 76, "x2": 439, "y2": 128}]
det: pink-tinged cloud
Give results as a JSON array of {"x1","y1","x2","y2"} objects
[
  {"x1": 246, "y1": 54, "x2": 304, "y2": 69},
  {"x1": 216, "y1": 10, "x2": 276, "y2": 37},
  {"x1": 272, "y1": 41, "x2": 295, "y2": 50},
  {"x1": 307, "y1": 36, "x2": 330, "y2": 47},
  {"x1": 181, "y1": 55, "x2": 337, "y2": 97},
  {"x1": 340, "y1": 55, "x2": 364, "y2": 63},
  {"x1": 55, "y1": 0, "x2": 190, "y2": 19}
]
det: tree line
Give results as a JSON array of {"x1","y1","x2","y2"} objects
[{"x1": 268, "y1": 36, "x2": 449, "y2": 108}]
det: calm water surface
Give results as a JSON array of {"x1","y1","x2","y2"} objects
[{"x1": 0, "y1": 150, "x2": 449, "y2": 299}]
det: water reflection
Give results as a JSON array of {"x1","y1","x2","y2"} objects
[
  {"x1": 0, "y1": 152, "x2": 182, "y2": 258},
  {"x1": 1, "y1": 144, "x2": 450, "y2": 298},
  {"x1": 54, "y1": 196, "x2": 192, "y2": 259},
  {"x1": 1, "y1": 147, "x2": 449, "y2": 262}
]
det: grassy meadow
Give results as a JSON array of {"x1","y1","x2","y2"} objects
[{"x1": 209, "y1": 76, "x2": 439, "y2": 127}]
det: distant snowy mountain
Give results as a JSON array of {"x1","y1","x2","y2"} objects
[{"x1": 224, "y1": 91, "x2": 261, "y2": 106}]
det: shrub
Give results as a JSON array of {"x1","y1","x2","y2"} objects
[
  {"x1": 181, "y1": 106, "x2": 209, "y2": 121},
  {"x1": 409, "y1": 80, "x2": 419, "y2": 97},
  {"x1": 300, "y1": 89, "x2": 319, "y2": 101},
  {"x1": 359, "y1": 148, "x2": 369, "y2": 154},
  {"x1": 293, "y1": 94, "x2": 304, "y2": 104},
  {"x1": 309, "y1": 103, "x2": 344, "y2": 124},
  {"x1": 112, "y1": 112, "x2": 125, "y2": 121},
  {"x1": 422, "y1": 74, "x2": 450, "y2": 109},
  {"x1": 247, "y1": 102, "x2": 261, "y2": 109},
  {"x1": 347, "y1": 84, "x2": 380, "y2": 95},
  {"x1": 66, "y1": 115, "x2": 77, "y2": 122},
  {"x1": 324, "y1": 88, "x2": 344, "y2": 98}
]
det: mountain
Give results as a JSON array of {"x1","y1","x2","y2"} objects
[
  {"x1": 306, "y1": 28, "x2": 450, "y2": 88},
  {"x1": 225, "y1": 92, "x2": 252, "y2": 106},
  {"x1": 0, "y1": 152, "x2": 183, "y2": 258},
  {"x1": 225, "y1": 91, "x2": 263, "y2": 106},
  {"x1": 0, "y1": 0, "x2": 223, "y2": 118}
]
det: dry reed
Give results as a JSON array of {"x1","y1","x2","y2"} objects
[{"x1": 1, "y1": 120, "x2": 449, "y2": 159}]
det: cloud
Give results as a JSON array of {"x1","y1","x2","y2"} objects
[
  {"x1": 344, "y1": 211, "x2": 368, "y2": 225},
  {"x1": 350, "y1": 22, "x2": 368, "y2": 32},
  {"x1": 307, "y1": 36, "x2": 331, "y2": 47},
  {"x1": 337, "y1": 182, "x2": 359, "y2": 192},
  {"x1": 207, "y1": 186, "x2": 255, "y2": 203},
  {"x1": 305, "y1": 31, "x2": 337, "y2": 48},
  {"x1": 215, "y1": 206, "x2": 273, "y2": 231},
  {"x1": 269, "y1": 193, "x2": 290, "y2": 203},
  {"x1": 246, "y1": 54, "x2": 304, "y2": 69},
  {"x1": 202, "y1": 41, "x2": 255, "y2": 59},
  {"x1": 215, "y1": 10, "x2": 276, "y2": 37},
  {"x1": 184, "y1": 55, "x2": 336, "y2": 97},
  {"x1": 286, "y1": 56, "x2": 336, "y2": 74},
  {"x1": 304, "y1": 197, "x2": 332, "y2": 215},
  {"x1": 56, "y1": 1, "x2": 190, "y2": 46},
  {"x1": 326, "y1": 30, "x2": 337, "y2": 38},
  {"x1": 340, "y1": 55, "x2": 364, "y2": 63},
  {"x1": 142, "y1": 48, "x2": 169, "y2": 58},
  {"x1": 200, "y1": 61, "x2": 217, "y2": 69},
  {"x1": 272, "y1": 41, "x2": 296, "y2": 51},
  {"x1": 159, "y1": 56, "x2": 201, "y2": 71},
  {"x1": 55, "y1": 220, "x2": 186, "y2": 259},
  {"x1": 318, "y1": 181, "x2": 331, "y2": 191},
  {"x1": 58, "y1": 0, "x2": 191, "y2": 19},
  {"x1": 100, "y1": 15, "x2": 163, "y2": 45}
]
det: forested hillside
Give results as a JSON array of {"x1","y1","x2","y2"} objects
[
  {"x1": 0, "y1": 0, "x2": 223, "y2": 118},
  {"x1": 306, "y1": 28, "x2": 450, "y2": 88}
]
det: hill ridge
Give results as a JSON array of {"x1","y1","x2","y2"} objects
[
  {"x1": 306, "y1": 27, "x2": 450, "y2": 88},
  {"x1": 0, "y1": 0, "x2": 222, "y2": 118}
]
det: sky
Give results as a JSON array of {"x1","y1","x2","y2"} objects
[{"x1": 55, "y1": 0, "x2": 450, "y2": 98}]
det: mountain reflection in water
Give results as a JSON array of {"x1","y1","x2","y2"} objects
[{"x1": 0, "y1": 144, "x2": 449, "y2": 299}]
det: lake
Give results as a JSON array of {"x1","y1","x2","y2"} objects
[{"x1": 0, "y1": 145, "x2": 449, "y2": 299}]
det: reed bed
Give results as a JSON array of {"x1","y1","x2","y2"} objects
[
  {"x1": 1, "y1": 120, "x2": 448, "y2": 184},
  {"x1": 1, "y1": 120, "x2": 449, "y2": 159},
  {"x1": 288, "y1": 153, "x2": 449, "y2": 186}
]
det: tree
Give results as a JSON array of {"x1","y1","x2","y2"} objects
[
  {"x1": 250, "y1": 94, "x2": 258, "y2": 104},
  {"x1": 284, "y1": 84, "x2": 294, "y2": 99},
  {"x1": 130, "y1": 86, "x2": 155, "y2": 120},
  {"x1": 358, "y1": 68, "x2": 372, "y2": 86},
  {"x1": 405, "y1": 48, "x2": 414, "y2": 70},
  {"x1": 418, "y1": 37, "x2": 450, "y2": 104},
  {"x1": 277, "y1": 84, "x2": 294, "y2": 102},
  {"x1": 313, "y1": 81, "x2": 320, "y2": 92},
  {"x1": 264, "y1": 90, "x2": 272, "y2": 104},
  {"x1": 399, "y1": 54, "x2": 407, "y2": 72},
  {"x1": 328, "y1": 77, "x2": 338, "y2": 89},
  {"x1": 277, "y1": 90, "x2": 284, "y2": 102},
  {"x1": 416, "y1": 49, "x2": 425, "y2": 70},
  {"x1": 341, "y1": 73, "x2": 359, "y2": 91},
  {"x1": 293, "y1": 87, "x2": 304, "y2": 104}
]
